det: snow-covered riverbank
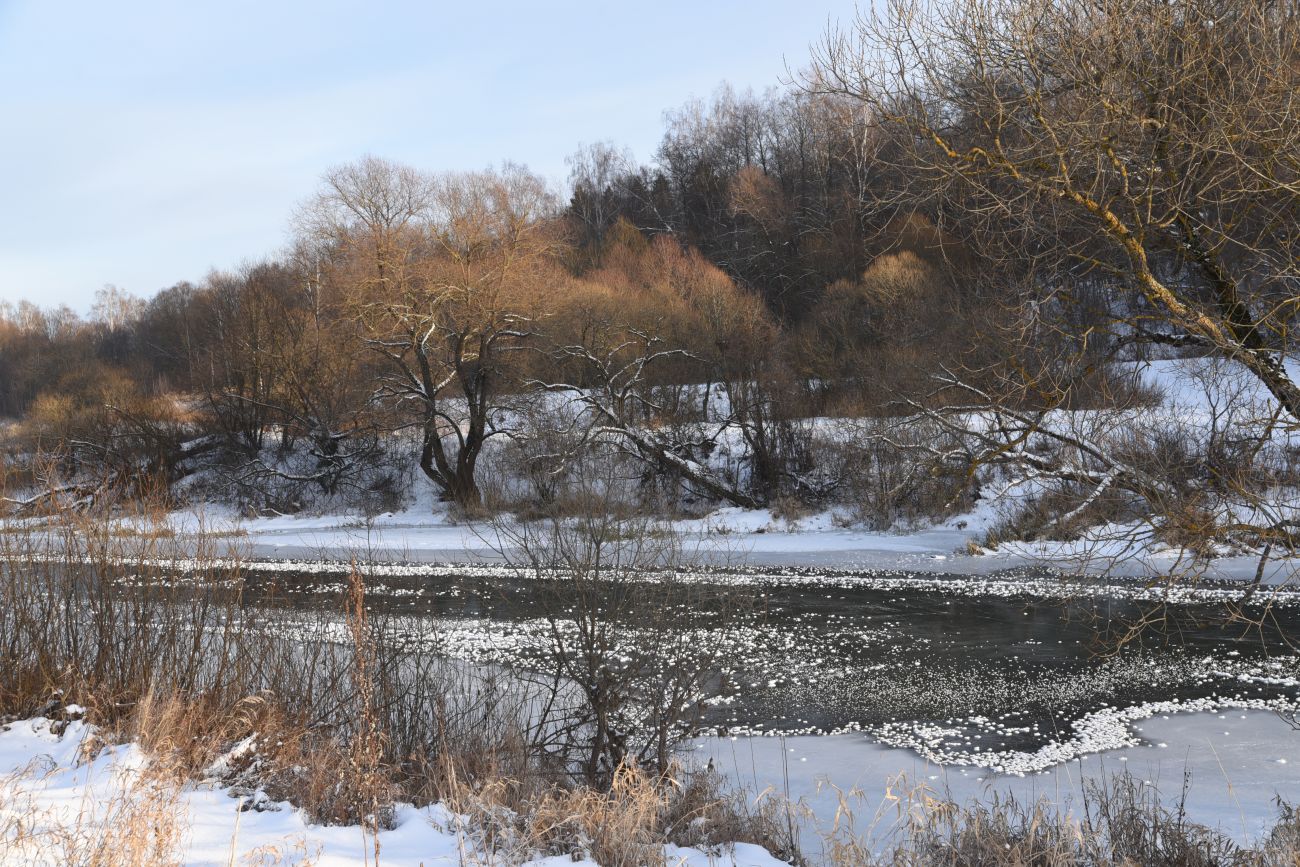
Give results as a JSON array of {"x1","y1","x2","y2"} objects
[
  {"x1": 105, "y1": 490, "x2": 1300, "y2": 587},
  {"x1": 5, "y1": 707, "x2": 1297, "y2": 865},
  {"x1": 0, "y1": 716, "x2": 788, "y2": 867}
]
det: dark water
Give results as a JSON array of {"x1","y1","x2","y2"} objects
[{"x1": 232, "y1": 564, "x2": 1300, "y2": 755}]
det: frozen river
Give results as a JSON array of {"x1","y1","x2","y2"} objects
[
  {"x1": 134, "y1": 555, "x2": 1300, "y2": 852},
  {"x1": 236, "y1": 561, "x2": 1300, "y2": 783}
]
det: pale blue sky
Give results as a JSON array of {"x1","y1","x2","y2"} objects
[{"x1": 0, "y1": 0, "x2": 856, "y2": 311}]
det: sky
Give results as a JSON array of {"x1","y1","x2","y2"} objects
[{"x1": 0, "y1": 0, "x2": 858, "y2": 312}]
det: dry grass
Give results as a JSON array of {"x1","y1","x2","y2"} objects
[
  {"x1": 440, "y1": 759, "x2": 799, "y2": 867},
  {"x1": 811, "y1": 772, "x2": 1300, "y2": 867},
  {"x1": 0, "y1": 747, "x2": 184, "y2": 866}
]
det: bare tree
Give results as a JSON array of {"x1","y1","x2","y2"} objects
[
  {"x1": 811, "y1": 0, "x2": 1300, "y2": 414},
  {"x1": 490, "y1": 460, "x2": 743, "y2": 787},
  {"x1": 224, "y1": 254, "x2": 384, "y2": 498},
  {"x1": 195, "y1": 263, "x2": 297, "y2": 457},
  {"x1": 807, "y1": 0, "x2": 1300, "y2": 580},
  {"x1": 566, "y1": 141, "x2": 637, "y2": 268},
  {"x1": 539, "y1": 321, "x2": 763, "y2": 510},
  {"x1": 300, "y1": 158, "x2": 558, "y2": 510}
]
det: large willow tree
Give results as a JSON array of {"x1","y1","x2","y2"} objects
[{"x1": 300, "y1": 157, "x2": 557, "y2": 510}]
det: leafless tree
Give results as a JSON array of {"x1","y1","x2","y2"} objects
[
  {"x1": 812, "y1": 0, "x2": 1300, "y2": 409},
  {"x1": 566, "y1": 141, "x2": 637, "y2": 268},
  {"x1": 538, "y1": 322, "x2": 763, "y2": 510},
  {"x1": 807, "y1": 0, "x2": 1300, "y2": 585},
  {"x1": 300, "y1": 158, "x2": 559, "y2": 510},
  {"x1": 490, "y1": 461, "x2": 744, "y2": 787}
]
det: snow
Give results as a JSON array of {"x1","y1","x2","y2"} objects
[
  {"x1": 14, "y1": 707, "x2": 1291, "y2": 865},
  {"x1": 3, "y1": 704, "x2": 1296, "y2": 864},
  {"x1": 694, "y1": 708, "x2": 1300, "y2": 859},
  {"x1": 123, "y1": 496, "x2": 1300, "y2": 587},
  {"x1": 0, "y1": 717, "x2": 790, "y2": 867},
  {"x1": 184, "y1": 506, "x2": 987, "y2": 570}
]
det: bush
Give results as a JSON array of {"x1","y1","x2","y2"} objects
[{"x1": 826, "y1": 418, "x2": 974, "y2": 531}]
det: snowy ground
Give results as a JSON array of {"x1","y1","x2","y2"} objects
[
  {"x1": 149, "y1": 494, "x2": 1300, "y2": 586},
  {"x1": 40, "y1": 356, "x2": 1300, "y2": 585},
  {"x1": 158, "y1": 503, "x2": 988, "y2": 570},
  {"x1": 0, "y1": 716, "x2": 787, "y2": 867},
  {"x1": 3, "y1": 709, "x2": 1295, "y2": 866}
]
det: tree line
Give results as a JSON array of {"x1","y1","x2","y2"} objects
[{"x1": 0, "y1": 97, "x2": 990, "y2": 512}]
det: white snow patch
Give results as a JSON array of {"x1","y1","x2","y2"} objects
[{"x1": 0, "y1": 717, "x2": 789, "y2": 867}]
